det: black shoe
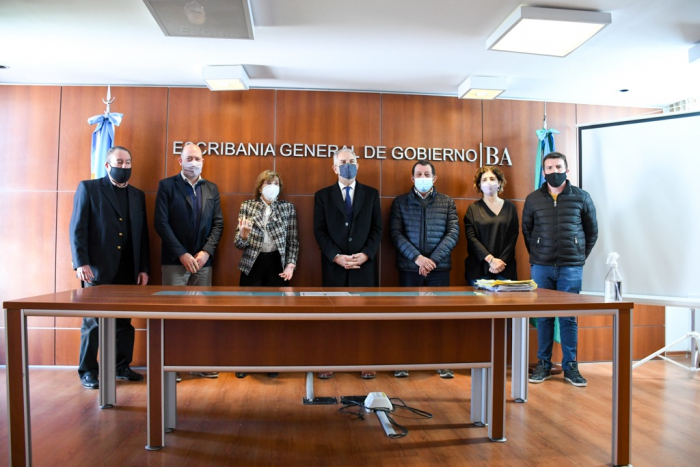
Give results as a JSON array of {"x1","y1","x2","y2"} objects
[
  {"x1": 437, "y1": 369, "x2": 454, "y2": 379},
  {"x1": 81, "y1": 372, "x2": 99, "y2": 389},
  {"x1": 235, "y1": 372, "x2": 248, "y2": 378},
  {"x1": 116, "y1": 367, "x2": 144, "y2": 381},
  {"x1": 563, "y1": 362, "x2": 588, "y2": 387},
  {"x1": 529, "y1": 359, "x2": 552, "y2": 383},
  {"x1": 176, "y1": 372, "x2": 182, "y2": 383},
  {"x1": 267, "y1": 373, "x2": 279, "y2": 378},
  {"x1": 394, "y1": 370, "x2": 409, "y2": 378}
]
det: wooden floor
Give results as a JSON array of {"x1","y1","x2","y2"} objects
[{"x1": 0, "y1": 361, "x2": 698, "y2": 466}]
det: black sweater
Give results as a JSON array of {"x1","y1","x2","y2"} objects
[{"x1": 464, "y1": 199, "x2": 519, "y2": 282}]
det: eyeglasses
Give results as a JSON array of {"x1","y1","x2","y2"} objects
[{"x1": 337, "y1": 160, "x2": 357, "y2": 166}]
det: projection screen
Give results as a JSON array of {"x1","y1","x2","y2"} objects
[{"x1": 579, "y1": 111, "x2": 700, "y2": 299}]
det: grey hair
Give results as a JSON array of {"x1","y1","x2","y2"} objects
[{"x1": 333, "y1": 146, "x2": 357, "y2": 165}]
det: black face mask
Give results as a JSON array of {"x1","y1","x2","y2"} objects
[
  {"x1": 544, "y1": 172, "x2": 567, "y2": 188},
  {"x1": 109, "y1": 166, "x2": 131, "y2": 184}
]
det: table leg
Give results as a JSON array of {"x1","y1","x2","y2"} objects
[
  {"x1": 612, "y1": 307, "x2": 632, "y2": 466},
  {"x1": 470, "y1": 367, "x2": 490, "y2": 427},
  {"x1": 5, "y1": 308, "x2": 31, "y2": 466},
  {"x1": 98, "y1": 317, "x2": 116, "y2": 409},
  {"x1": 489, "y1": 318, "x2": 507, "y2": 442},
  {"x1": 511, "y1": 317, "x2": 529, "y2": 403},
  {"x1": 164, "y1": 372, "x2": 177, "y2": 432},
  {"x1": 146, "y1": 318, "x2": 164, "y2": 451}
]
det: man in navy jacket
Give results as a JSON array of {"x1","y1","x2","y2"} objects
[
  {"x1": 313, "y1": 147, "x2": 382, "y2": 380},
  {"x1": 389, "y1": 160, "x2": 459, "y2": 378},
  {"x1": 313, "y1": 147, "x2": 382, "y2": 288},
  {"x1": 154, "y1": 142, "x2": 224, "y2": 378},
  {"x1": 69, "y1": 146, "x2": 150, "y2": 389},
  {"x1": 155, "y1": 143, "x2": 224, "y2": 285}
]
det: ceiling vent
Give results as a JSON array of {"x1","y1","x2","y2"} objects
[{"x1": 143, "y1": 0, "x2": 255, "y2": 39}]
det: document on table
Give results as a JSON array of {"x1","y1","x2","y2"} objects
[{"x1": 473, "y1": 279, "x2": 538, "y2": 292}]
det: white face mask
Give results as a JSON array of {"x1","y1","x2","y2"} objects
[
  {"x1": 481, "y1": 182, "x2": 499, "y2": 196},
  {"x1": 262, "y1": 184, "x2": 280, "y2": 202},
  {"x1": 182, "y1": 160, "x2": 203, "y2": 179}
]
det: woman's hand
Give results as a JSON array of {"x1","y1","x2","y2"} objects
[
  {"x1": 279, "y1": 264, "x2": 295, "y2": 281},
  {"x1": 238, "y1": 216, "x2": 253, "y2": 240}
]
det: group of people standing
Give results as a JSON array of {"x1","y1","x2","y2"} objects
[{"x1": 69, "y1": 143, "x2": 597, "y2": 390}]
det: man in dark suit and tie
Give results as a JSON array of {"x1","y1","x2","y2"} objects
[
  {"x1": 69, "y1": 146, "x2": 150, "y2": 389},
  {"x1": 313, "y1": 146, "x2": 382, "y2": 379},
  {"x1": 154, "y1": 142, "x2": 224, "y2": 379}
]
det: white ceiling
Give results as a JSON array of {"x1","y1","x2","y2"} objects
[{"x1": 1, "y1": 0, "x2": 699, "y2": 108}]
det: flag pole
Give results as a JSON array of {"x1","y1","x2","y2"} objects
[
  {"x1": 102, "y1": 85, "x2": 115, "y2": 114},
  {"x1": 543, "y1": 101, "x2": 547, "y2": 130}
]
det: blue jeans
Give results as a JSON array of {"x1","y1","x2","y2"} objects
[{"x1": 530, "y1": 265, "x2": 582, "y2": 367}]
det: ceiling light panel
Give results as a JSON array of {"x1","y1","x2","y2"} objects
[
  {"x1": 458, "y1": 76, "x2": 507, "y2": 100},
  {"x1": 487, "y1": 6, "x2": 611, "y2": 57},
  {"x1": 202, "y1": 65, "x2": 250, "y2": 91}
]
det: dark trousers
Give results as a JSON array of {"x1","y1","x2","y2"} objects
[
  {"x1": 239, "y1": 251, "x2": 285, "y2": 287},
  {"x1": 78, "y1": 317, "x2": 135, "y2": 377},
  {"x1": 78, "y1": 264, "x2": 136, "y2": 378},
  {"x1": 398, "y1": 270, "x2": 451, "y2": 287}
]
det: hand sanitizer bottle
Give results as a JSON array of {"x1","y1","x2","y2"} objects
[{"x1": 604, "y1": 252, "x2": 622, "y2": 302}]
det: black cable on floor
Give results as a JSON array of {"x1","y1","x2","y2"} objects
[{"x1": 338, "y1": 396, "x2": 432, "y2": 438}]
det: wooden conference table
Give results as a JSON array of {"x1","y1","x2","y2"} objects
[{"x1": 3, "y1": 286, "x2": 633, "y2": 467}]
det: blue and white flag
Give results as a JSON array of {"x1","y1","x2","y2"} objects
[
  {"x1": 534, "y1": 128, "x2": 559, "y2": 189},
  {"x1": 88, "y1": 112, "x2": 123, "y2": 179},
  {"x1": 532, "y1": 127, "x2": 561, "y2": 342}
]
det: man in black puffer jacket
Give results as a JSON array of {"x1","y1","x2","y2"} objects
[
  {"x1": 523, "y1": 152, "x2": 598, "y2": 388},
  {"x1": 390, "y1": 161, "x2": 459, "y2": 379}
]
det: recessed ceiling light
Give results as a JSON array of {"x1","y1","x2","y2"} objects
[{"x1": 486, "y1": 6, "x2": 611, "y2": 57}]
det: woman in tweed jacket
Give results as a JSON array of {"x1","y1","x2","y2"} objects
[
  {"x1": 235, "y1": 170, "x2": 299, "y2": 286},
  {"x1": 234, "y1": 170, "x2": 299, "y2": 379}
]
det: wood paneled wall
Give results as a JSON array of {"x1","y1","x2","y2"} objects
[{"x1": 0, "y1": 85, "x2": 663, "y2": 366}]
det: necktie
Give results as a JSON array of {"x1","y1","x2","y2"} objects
[{"x1": 344, "y1": 186, "x2": 353, "y2": 227}]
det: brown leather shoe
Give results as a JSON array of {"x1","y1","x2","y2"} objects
[
  {"x1": 361, "y1": 371, "x2": 376, "y2": 379},
  {"x1": 318, "y1": 372, "x2": 334, "y2": 379}
]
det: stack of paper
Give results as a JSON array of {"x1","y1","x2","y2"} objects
[{"x1": 473, "y1": 279, "x2": 538, "y2": 292}]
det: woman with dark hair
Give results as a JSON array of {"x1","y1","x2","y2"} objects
[
  {"x1": 464, "y1": 166, "x2": 519, "y2": 284},
  {"x1": 234, "y1": 170, "x2": 299, "y2": 378}
]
